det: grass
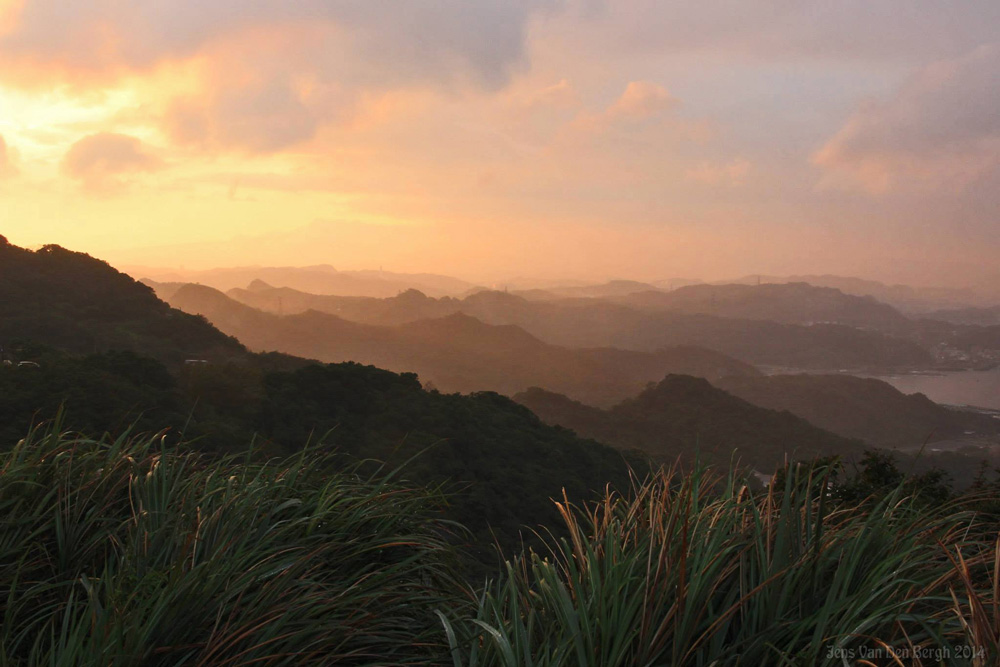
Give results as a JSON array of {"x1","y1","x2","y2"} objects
[
  {"x1": 2, "y1": 421, "x2": 999, "y2": 665},
  {"x1": 0, "y1": 419, "x2": 467, "y2": 665},
  {"x1": 439, "y1": 463, "x2": 1000, "y2": 666}
]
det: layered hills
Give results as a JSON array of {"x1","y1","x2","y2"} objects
[
  {"x1": 167, "y1": 283, "x2": 759, "y2": 407},
  {"x1": 0, "y1": 240, "x2": 641, "y2": 560},
  {"x1": 212, "y1": 281, "x2": 933, "y2": 371}
]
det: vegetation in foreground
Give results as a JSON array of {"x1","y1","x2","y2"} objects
[
  {"x1": 0, "y1": 422, "x2": 467, "y2": 665},
  {"x1": 2, "y1": 424, "x2": 1000, "y2": 665},
  {"x1": 442, "y1": 463, "x2": 999, "y2": 666}
]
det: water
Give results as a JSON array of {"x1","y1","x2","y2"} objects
[{"x1": 873, "y1": 367, "x2": 1000, "y2": 410}]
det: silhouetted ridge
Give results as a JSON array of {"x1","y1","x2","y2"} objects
[
  {"x1": 0, "y1": 241, "x2": 243, "y2": 364},
  {"x1": 714, "y1": 373, "x2": 1000, "y2": 447},
  {"x1": 515, "y1": 376, "x2": 866, "y2": 473}
]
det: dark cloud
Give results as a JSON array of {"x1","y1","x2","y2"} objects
[{"x1": 62, "y1": 132, "x2": 162, "y2": 191}]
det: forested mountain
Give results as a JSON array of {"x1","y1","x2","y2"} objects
[
  {"x1": 168, "y1": 283, "x2": 759, "y2": 407},
  {"x1": 0, "y1": 349, "x2": 637, "y2": 563},
  {"x1": 0, "y1": 237, "x2": 243, "y2": 365},
  {"x1": 713, "y1": 374, "x2": 1000, "y2": 448},
  {"x1": 0, "y1": 239, "x2": 644, "y2": 561},
  {"x1": 515, "y1": 376, "x2": 867, "y2": 473}
]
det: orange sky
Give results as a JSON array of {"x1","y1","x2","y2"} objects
[{"x1": 0, "y1": 1, "x2": 997, "y2": 286}]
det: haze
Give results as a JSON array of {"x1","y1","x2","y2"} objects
[{"x1": 0, "y1": 1, "x2": 997, "y2": 287}]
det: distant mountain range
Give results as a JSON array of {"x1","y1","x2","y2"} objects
[
  {"x1": 923, "y1": 305, "x2": 1000, "y2": 327},
  {"x1": 725, "y1": 274, "x2": 989, "y2": 312},
  {"x1": 611, "y1": 282, "x2": 911, "y2": 331},
  {"x1": 131, "y1": 264, "x2": 476, "y2": 298},
  {"x1": 166, "y1": 283, "x2": 759, "y2": 407},
  {"x1": 181, "y1": 280, "x2": 934, "y2": 371}
]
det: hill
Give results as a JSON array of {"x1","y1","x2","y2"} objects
[
  {"x1": 0, "y1": 237, "x2": 244, "y2": 365},
  {"x1": 514, "y1": 375, "x2": 867, "y2": 473},
  {"x1": 924, "y1": 305, "x2": 1000, "y2": 326},
  {"x1": 227, "y1": 285, "x2": 461, "y2": 324},
  {"x1": 726, "y1": 274, "x2": 984, "y2": 312},
  {"x1": 132, "y1": 263, "x2": 474, "y2": 297},
  {"x1": 220, "y1": 281, "x2": 935, "y2": 371},
  {"x1": 615, "y1": 282, "x2": 911, "y2": 331},
  {"x1": 0, "y1": 237, "x2": 644, "y2": 562},
  {"x1": 713, "y1": 374, "x2": 1000, "y2": 448},
  {"x1": 458, "y1": 291, "x2": 932, "y2": 371},
  {"x1": 168, "y1": 283, "x2": 760, "y2": 407}
]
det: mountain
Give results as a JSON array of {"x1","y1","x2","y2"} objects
[
  {"x1": 457, "y1": 291, "x2": 932, "y2": 371},
  {"x1": 924, "y1": 305, "x2": 1000, "y2": 327},
  {"x1": 139, "y1": 278, "x2": 189, "y2": 302},
  {"x1": 614, "y1": 282, "x2": 911, "y2": 331},
  {"x1": 131, "y1": 264, "x2": 474, "y2": 297},
  {"x1": 221, "y1": 281, "x2": 936, "y2": 371},
  {"x1": 168, "y1": 283, "x2": 760, "y2": 407},
  {"x1": 228, "y1": 285, "x2": 462, "y2": 324},
  {"x1": 544, "y1": 280, "x2": 662, "y2": 299},
  {"x1": 0, "y1": 238, "x2": 643, "y2": 563},
  {"x1": 713, "y1": 374, "x2": 1000, "y2": 448},
  {"x1": 514, "y1": 375, "x2": 867, "y2": 474},
  {"x1": 726, "y1": 274, "x2": 984, "y2": 313},
  {"x1": 0, "y1": 238, "x2": 243, "y2": 365}
]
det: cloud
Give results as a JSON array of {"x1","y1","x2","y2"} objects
[
  {"x1": 0, "y1": 134, "x2": 16, "y2": 178},
  {"x1": 0, "y1": 0, "x2": 554, "y2": 87},
  {"x1": 568, "y1": 0, "x2": 999, "y2": 63},
  {"x1": 0, "y1": 1, "x2": 562, "y2": 153},
  {"x1": 606, "y1": 81, "x2": 678, "y2": 122},
  {"x1": 685, "y1": 158, "x2": 751, "y2": 186},
  {"x1": 565, "y1": 81, "x2": 711, "y2": 149},
  {"x1": 813, "y1": 44, "x2": 1000, "y2": 193},
  {"x1": 62, "y1": 132, "x2": 162, "y2": 191},
  {"x1": 166, "y1": 74, "x2": 321, "y2": 153}
]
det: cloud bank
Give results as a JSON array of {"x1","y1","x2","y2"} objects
[{"x1": 814, "y1": 44, "x2": 1000, "y2": 193}]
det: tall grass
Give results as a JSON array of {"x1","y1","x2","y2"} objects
[
  {"x1": 439, "y1": 463, "x2": 998, "y2": 666},
  {"x1": 0, "y1": 420, "x2": 467, "y2": 665},
  {"x1": 4, "y1": 419, "x2": 999, "y2": 666}
]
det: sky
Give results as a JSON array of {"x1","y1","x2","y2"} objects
[{"x1": 0, "y1": 1, "x2": 997, "y2": 287}]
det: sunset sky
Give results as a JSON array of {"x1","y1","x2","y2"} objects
[{"x1": 0, "y1": 1, "x2": 997, "y2": 286}]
